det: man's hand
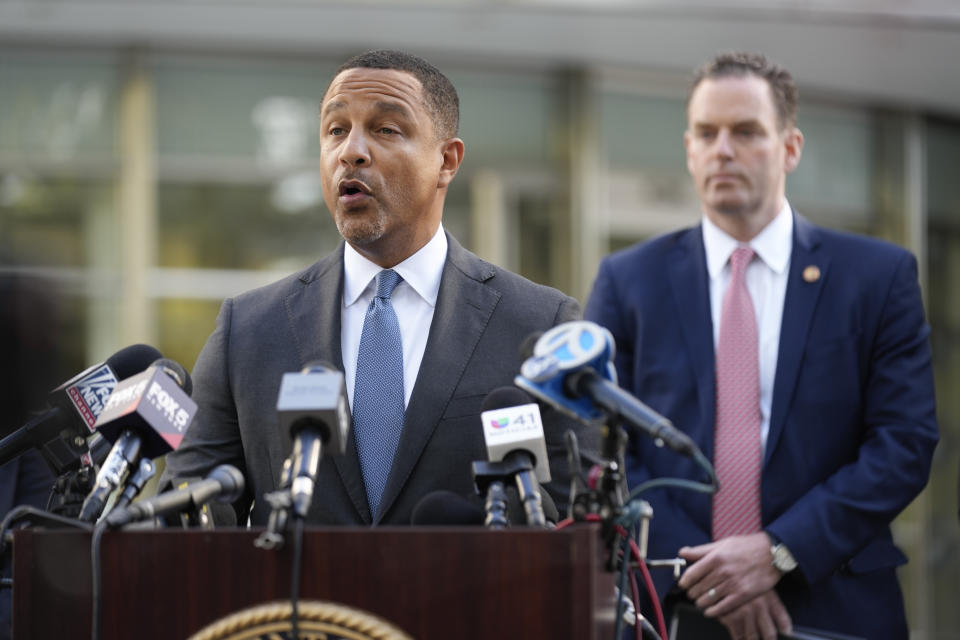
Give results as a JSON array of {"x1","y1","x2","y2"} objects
[
  {"x1": 717, "y1": 590, "x2": 792, "y2": 640},
  {"x1": 676, "y1": 532, "x2": 783, "y2": 617}
]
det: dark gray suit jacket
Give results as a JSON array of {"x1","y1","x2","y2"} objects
[{"x1": 163, "y1": 233, "x2": 592, "y2": 525}]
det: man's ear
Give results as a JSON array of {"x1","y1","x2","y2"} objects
[
  {"x1": 438, "y1": 138, "x2": 465, "y2": 189},
  {"x1": 783, "y1": 127, "x2": 804, "y2": 174}
]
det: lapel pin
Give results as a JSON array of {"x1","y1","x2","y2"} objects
[{"x1": 802, "y1": 265, "x2": 821, "y2": 283}]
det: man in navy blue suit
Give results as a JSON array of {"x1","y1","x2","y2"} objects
[{"x1": 585, "y1": 52, "x2": 937, "y2": 639}]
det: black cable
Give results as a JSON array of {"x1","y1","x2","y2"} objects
[
  {"x1": 0, "y1": 507, "x2": 26, "y2": 558},
  {"x1": 613, "y1": 533, "x2": 631, "y2": 640},
  {"x1": 90, "y1": 520, "x2": 107, "y2": 640},
  {"x1": 0, "y1": 504, "x2": 90, "y2": 561},
  {"x1": 627, "y1": 448, "x2": 719, "y2": 502},
  {"x1": 290, "y1": 515, "x2": 305, "y2": 639},
  {"x1": 564, "y1": 429, "x2": 586, "y2": 520},
  {"x1": 639, "y1": 617, "x2": 662, "y2": 640}
]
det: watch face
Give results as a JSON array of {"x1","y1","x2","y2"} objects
[{"x1": 773, "y1": 545, "x2": 798, "y2": 572}]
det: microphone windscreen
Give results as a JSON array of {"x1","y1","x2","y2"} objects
[
  {"x1": 106, "y1": 344, "x2": 163, "y2": 379},
  {"x1": 481, "y1": 386, "x2": 533, "y2": 413},
  {"x1": 208, "y1": 464, "x2": 246, "y2": 503},
  {"x1": 151, "y1": 358, "x2": 193, "y2": 396},
  {"x1": 411, "y1": 490, "x2": 484, "y2": 526}
]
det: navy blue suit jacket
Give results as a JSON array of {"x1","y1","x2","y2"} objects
[{"x1": 585, "y1": 213, "x2": 937, "y2": 637}]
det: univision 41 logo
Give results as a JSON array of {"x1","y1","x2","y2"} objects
[{"x1": 485, "y1": 406, "x2": 542, "y2": 434}]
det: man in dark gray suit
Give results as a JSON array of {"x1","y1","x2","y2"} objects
[{"x1": 163, "y1": 50, "x2": 590, "y2": 526}]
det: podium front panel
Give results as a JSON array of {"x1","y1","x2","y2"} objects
[{"x1": 13, "y1": 526, "x2": 616, "y2": 639}]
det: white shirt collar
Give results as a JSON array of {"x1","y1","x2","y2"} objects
[
  {"x1": 702, "y1": 201, "x2": 793, "y2": 279},
  {"x1": 343, "y1": 225, "x2": 448, "y2": 308}
]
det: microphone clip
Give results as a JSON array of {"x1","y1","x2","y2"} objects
[
  {"x1": 254, "y1": 489, "x2": 293, "y2": 550},
  {"x1": 255, "y1": 457, "x2": 294, "y2": 551}
]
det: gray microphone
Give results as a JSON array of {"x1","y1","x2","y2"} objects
[{"x1": 276, "y1": 362, "x2": 351, "y2": 518}]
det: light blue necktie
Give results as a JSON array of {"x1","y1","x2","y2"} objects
[{"x1": 353, "y1": 269, "x2": 405, "y2": 518}]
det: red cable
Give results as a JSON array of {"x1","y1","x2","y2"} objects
[
  {"x1": 617, "y1": 525, "x2": 668, "y2": 640},
  {"x1": 561, "y1": 516, "x2": 669, "y2": 639}
]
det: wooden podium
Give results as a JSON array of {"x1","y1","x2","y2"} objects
[{"x1": 12, "y1": 525, "x2": 617, "y2": 639}]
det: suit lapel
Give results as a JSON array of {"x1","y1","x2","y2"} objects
[
  {"x1": 375, "y1": 234, "x2": 499, "y2": 523},
  {"x1": 766, "y1": 213, "x2": 828, "y2": 465},
  {"x1": 668, "y1": 227, "x2": 717, "y2": 459},
  {"x1": 283, "y1": 244, "x2": 372, "y2": 522}
]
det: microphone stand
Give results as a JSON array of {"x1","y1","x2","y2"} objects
[
  {"x1": 46, "y1": 466, "x2": 97, "y2": 518},
  {"x1": 472, "y1": 458, "x2": 548, "y2": 529}
]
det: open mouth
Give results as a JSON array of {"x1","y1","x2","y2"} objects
[{"x1": 339, "y1": 180, "x2": 371, "y2": 197}]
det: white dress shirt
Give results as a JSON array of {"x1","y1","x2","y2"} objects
[
  {"x1": 702, "y1": 202, "x2": 793, "y2": 451},
  {"x1": 341, "y1": 225, "x2": 447, "y2": 410}
]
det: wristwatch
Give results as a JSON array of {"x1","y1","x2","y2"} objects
[{"x1": 769, "y1": 539, "x2": 798, "y2": 574}]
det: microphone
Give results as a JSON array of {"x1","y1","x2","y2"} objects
[
  {"x1": 110, "y1": 457, "x2": 157, "y2": 515},
  {"x1": 276, "y1": 361, "x2": 350, "y2": 518},
  {"x1": 515, "y1": 321, "x2": 696, "y2": 456},
  {"x1": 475, "y1": 386, "x2": 551, "y2": 528},
  {"x1": 105, "y1": 464, "x2": 244, "y2": 528},
  {"x1": 0, "y1": 344, "x2": 163, "y2": 474},
  {"x1": 78, "y1": 358, "x2": 197, "y2": 522}
]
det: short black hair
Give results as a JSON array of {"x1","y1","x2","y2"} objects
[
  {"x1": 688, "y1": 52, "x2": 798, "y2": 130},
  {"x1": 327, "y1": 49, "x2": 460, "y2": 140}
]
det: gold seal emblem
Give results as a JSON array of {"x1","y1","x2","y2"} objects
[
  {"x1": 802, "y1": 265, "x2": 821, "y2": 283},
  {"x1": 188, "y1": 600, "x2": 415, "y2": 640}
]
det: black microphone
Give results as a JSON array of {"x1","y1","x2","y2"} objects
[
  {"x1": 564, "y1": 369, "x2": 696, "y2": 456},
  {"x1": 476, "y1": 386, "x2": 551, "y2": 528},
  {"x1": 78, "y1": 359, "x2": 196, "y2": 522},
  {"x1": 105, "y1": 464, "x2": 244, "y2": 528},
  {"x1": 110, "y1": 457, "x2": 156, "y2": 515},
  {"x1": 276, "y1": 362, "x2": 350, "y2": 518},
  {"x1": 0, "y1": 344, "x2": 163, "y2": 474}
]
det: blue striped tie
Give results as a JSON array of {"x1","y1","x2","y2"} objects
[{"x1": 353, "y1": 269, "x2": 405, "y2": 518}]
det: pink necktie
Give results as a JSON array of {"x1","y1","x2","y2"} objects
[{"x1": 712, "y1": 246, "x2": 763, "y2": 540}]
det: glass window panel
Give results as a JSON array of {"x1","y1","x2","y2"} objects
[
  {"x1": 0, "y1": 176, "x2": 115, "y2": 268},
  {"x1": 0, "y1": 49, "x2": 117, "y2": 162},
  {"x1": 453, "y1": 70, "x2": 560, "y2": 167},
  {"x1": 923, "y1": 116, "x2": 960, "y2": 639},
  {"x1": 153, "y1": 55, "x2": 335, "y2": 161},
  {"x1": 788, "y1": 104, "x2": 873, "y2": 221},
  {"x1": 927, "y1": 119, "x2": 960, "y2": 220},
  {"x1": 600, "y1": 92, "x2": 686, "y2": 171},
  {"x1": 156, "y1": 298, "x2": 225, "y2": 372},
  {"x1": 157, "y1": 182, "x2": 339, "y2": 271}
]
